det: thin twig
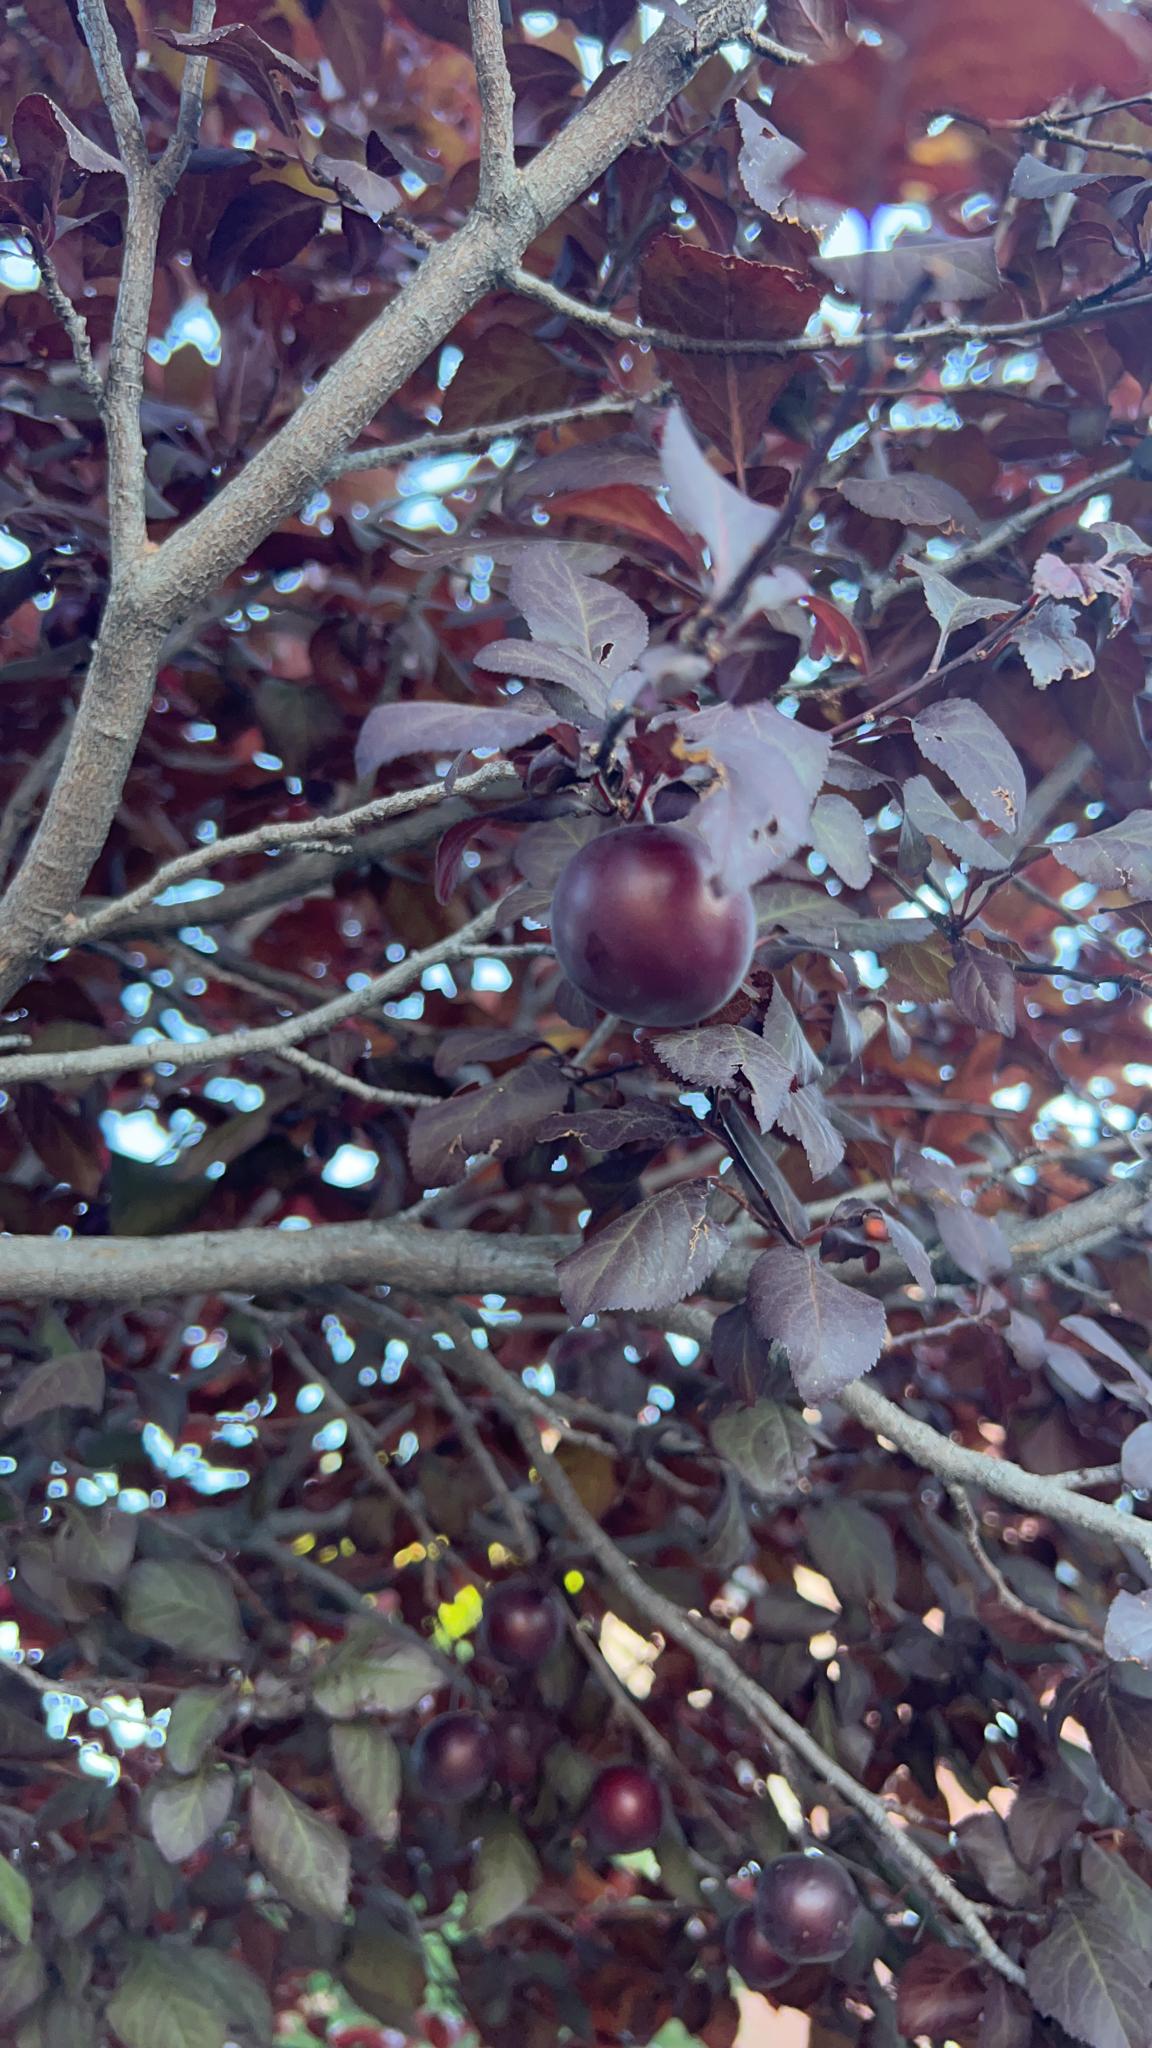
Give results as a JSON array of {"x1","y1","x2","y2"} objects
[
  {"x1": 948, "y1": 1486, "x2": 1103, "y2": 1651},
  {"x1": 64, "y1": 760, "x2": 513, "y2": 945},
  {"x1": 35, "y1": 250, "x2": 101, "y2": 402},
  {"x1": 274, "y1": 1045, "x2": 442, "y2": 1107},
  {"x1": 156, "y1": 0, "x2": 216, "y2": 196},
  {"x1": 74, "y1": 0, "x2": 147, "y2": 171},
  {"x1": 326, "y1": 394, "x2": 644, "y2": 479},
  {"x1": 507, "y1": 262, "x2": 1152, "y2": 360},
  {"x1": 0, "y1": 897, "x2": 510, "y2": 1086}
]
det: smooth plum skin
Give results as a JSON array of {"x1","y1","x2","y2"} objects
[
  {"x1": 725, "y1": 1906, "x2": 794, "y2": 1992},
  {"x1": 412, "y1": 1712, "x2": 495, "y2": 1804},
  {"x1": 550, "y1": 825, "x2": 756, "y2": 1028},
  {"x1": 586, "y1": 1764, "x2": 663, "y2": 1854},
  {"x1": 755, "y1": 1853, "x2": 858, "y2": 1963},
  {"x1": 481, "y1": 1582, "x2": 562, "y2": 1671}
]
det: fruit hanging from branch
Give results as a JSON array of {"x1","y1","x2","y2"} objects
[
  {"x1": 549, "y1": 824, "x2": 756, "y2": 1028},
  {"x1": 755, "y1": 1853, "x2": 859, "y2": 1963}
]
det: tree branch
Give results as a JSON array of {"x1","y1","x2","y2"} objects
[
  {"x1": 325, "y1": 393, "x2": 644, "y2": 479},
  {"x1": 34, "y1": 248, "x2": 101, "y2": 403},
  {"x1": 155, "y1": 0, "x2": 216, "y2": 197},
  {"x1": 74, "y1": 0, "x2": 147, "y2": 173},
  {"x1": 63, "y1": 760, "x2": 515, "y2": 945},
  {"x1": 505, "y1": 263, "x2": 1152, "y2": 359},
  {"x1": 469, "y1": 0, "x2": 518, "y2": 214},
  {"x1": 0, "y1": 897, "x2": 508, "y2": 1086},
  {"x1": 947, "y1": 1485, "x2": 1103, "y2": 1652}
]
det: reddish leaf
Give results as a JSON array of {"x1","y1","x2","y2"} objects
[
  {"x1": 949, "y1": 946, "x2": 1017, "y2": 1036},
  {"x1": 557, "y1": 1181, "x2": 730, "y2": 1321},
  {"x1": 839, "y1": 472, "x2": 979, "y2": 536},
  {"x1": 747, "y1": 1245, "x2": 886, "y2": 1400},
  {"x1": 355, "y1": 696, "x2": 556, "y2": 776},
  {"x1": 896, "y1": 1944, "x2": 985, "y2": 2039},
  {"x1": 640, "y1": 238, "x2": 820, "y2": 473},
  {"x1": 155, "y1": 24, "x2": 318, "y2": 135},
  {"x1": 409, "y1": 1062, "x2": 570, "y2": 1187},
  {"x1": 440, "y1": 324, "x2": 579, "y2": 430},
  {"x1": 206, "y1": 184, "x2": 325, "y2": 293},
  {"x1": 803, "y1": 595, "x2": 869, "y2": 667}
]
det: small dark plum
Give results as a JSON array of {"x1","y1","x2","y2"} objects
[
  {"x1": 412, "y1": 1711, "x2": 494, "y2": 1804},
  {"x1": 755, "y1": 1853, "x2": 858, "y2": 1963},
  {"x1": 725, "y1": 1906, "x2": 794, "y2": 1992},
  {"x1": 481, "y1": 1581, "x2": 562, "y2": 1672},
  {"x1": 586, "y1": 1764, "x2": 663, "y2": 1854},
  {"x1": 550, "y1": 825, "x2": 756, "y2": 1028}
]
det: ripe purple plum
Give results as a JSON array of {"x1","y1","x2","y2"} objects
[
  {"x1": 550, "y1": 825, "x2": 755, "y2": 1028},
  {"x1": 412, "y1": 1712, "x2": 494, "y2": 1804},
  {"x1": 481, "y1": 1582, "x2": 562, "y2": 1672},
  {"x1": 755, "y1": 1853, "x2": 858, "y2": 1963},
  {"x1": 586, "y1": 1764, "x2": 663, "y2": 1854}
]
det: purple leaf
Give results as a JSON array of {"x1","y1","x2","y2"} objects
[
  {"x1": 355, "y1": 697, "x2": 554, "y2": 777},
  {"x1": 680, "y1": 702, "x2": 830, "y2": 888},
  {"x1": 503, "y1": 437, "x2": 662, "y2": 514},
  {"x1": 840, "y1": 472, "x2": 979, "y2": 536},
  {"x1": 734, "y1": 102, "x2": 833, "y2": 230},
  {"x1": 557, "y1": 1181, "x2": 730, "y2": 1321},
  {"x1": 1014, "y1": 599, "x2": 1095, "y2": 689},
  {"x1": 1105, "y1": 1590, "x2": 1152, "y2": 1668},
  {"x1": 1061, "y1": 1315, "x2": 1152, "y2": 1396},
  {"x1": 1026, "y1": 1897, "x2": 1151, "y2": 2048},
  {"x1": 710, "y1": 1400, "x2": 814, "y2": 1498},
  {"x1": 475, "y1": 637, "x2": 618, "y2": 714},
  {"x1": 747, "y1": 1245, "x2": 887, "y2": 1400},
  {"x1": 537, "y1": 1104, "x2": 691, "y2": 1150},
  {"x1": 1046, "y1": 1340, "x2": 1104, "y2": 1401},
  {"x1": 433, "y1": 1027, "x2": 542, "y2": 1077},
  {"x1": 656, "y1": 1024, "x2": 794, "y2": 1133},
  {"x1": 1005, "y1": 1778, "x2": 1083, "y2": 1871},
  {"x1": 1122, "y1": 1420, "x2": 1152, "y2": 1490},
  {"x1": 156, "y1": 24, "x2": 318, "y2": 134},
  {"x1": 12, "y1": 94, "x2": 121, "y2": 186},
  {"x1": 710, "y1": 1302, "x2": 787, "y2": 1403},
  {"x1": 313, "y1": 153, "x2": 401, "y2": 221},
  {"x1": 905, "y1": 562, "x2": 1015, "y2": 655},
  {"x1": 934, "y1": 1201, "x2": 1012, "y2": 1283},
  {"x1": 1076, "y1": 1664, "x2": 1152, "y2": 1809},
  {"x1": 508, "y1": 542, "x2": 648, "y2": 685},
  {"x1": 775, "y1": 1082, "x2": 844, "y2": 1179},
  {"x1": 1054, "y1": 812, "x2": 1152, "y2": 897},
  {"x1": 1011, "y1": 156, "x2": 1097, "y2": 197},
  {"x1": 949, "y1": 946, "x2": 1017, "y2": 1035},
  {"x1": 817, "y1": 235, "x2": 1000, "y2": 304},
  {"x1": 408, "y1": 1062, "x2": 569, "y2": 1188},
  {"x1": 1082, "y1": 1839, "x2": 1152, "y2": 1942},
  {"x1": 903, "y1": 776, "x2": 1010, "y2": 870},
  {"x1": 761, "y1": 982, "x2": 822, "y2": 1085},
  {"x1": 515, "y1": 812, "x2": 605, "y2": 889},
  {"x1": 717, "y1": 1099, "x2": 811, "y2": 1247},
  {"x1": 957, "y1": 1813, "x2": 1038, "y2": 1906},
  {"x1": 659, "y1": 407, "x2": 777, "y2": 595},
  {"x1": 910, "y1": 699, "x2": 1026, "y2": 832},
  {"x1": 808, "y1": 793, "x2": 871, "y2": 887},
  {"x1": 206, "y1": 184, "x2": 324, "y2": 293},
  {"x1": 881, "y1": 1211, "x2": 936, "y2": 1296}
]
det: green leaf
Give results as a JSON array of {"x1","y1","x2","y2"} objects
[
  {"x1": 340, "y1": 1914, "x2": 426, "y2": 2032},
  {"x1": 55, "y1": 1505, "x2": 136, "y2": 1587},
  {"x1": 311, "y1": 1629, "x2": 440, "y2": 1719},
  {"x1": 163, "y1": 1689, "x2": 234, "y2": 1776},
  {"x1": 709, "y1": 1400, "x2": 814, "y2": 1499},
  {"x1": 463, "y1": 1814, "x2": 541, "y2": 1933},
  {"x1": 1027, "y1": 1895, "x2": 1151, "y2": 2048},
  {"x1": 0, "y1": 1942, "x2": 45, "y2": 2024},
  {"x1": 122, "y1": 1562, "x2": 245, "y2": 1664},
  {"x1": 3, "y1": 1351, "x2": 103, "y2": 1428},
  {"x1": 331, "y1": 1722, "x2": 401, "y2": 1840},
  {"x1": 250, "y1": 1771, "x2": 350, "y2": 1921},
  {"x1": 180, "y1": 1952, "x2": 271, "y2": 2042},
  {"x1": 106, "y1": 1949, "x2": 228, "y2": 2048},
  {"x1": 0, "y1": 1852, "x2": 33, "y2": 1944},
  {"x1": 148, "y1": 1768, "x2": 233, "y2": 1864},
  {"x1": 47, "y1": 1867, "x2": 104, "y2": 1938}
]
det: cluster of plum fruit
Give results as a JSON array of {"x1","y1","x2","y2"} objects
[{"x1": 408, "y1": 1583, "x2": 859, "y2": 1995}]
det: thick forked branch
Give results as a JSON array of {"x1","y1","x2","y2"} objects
[{"x1": 0, "y1": 0, "x2": 756, "y2": 1009}]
